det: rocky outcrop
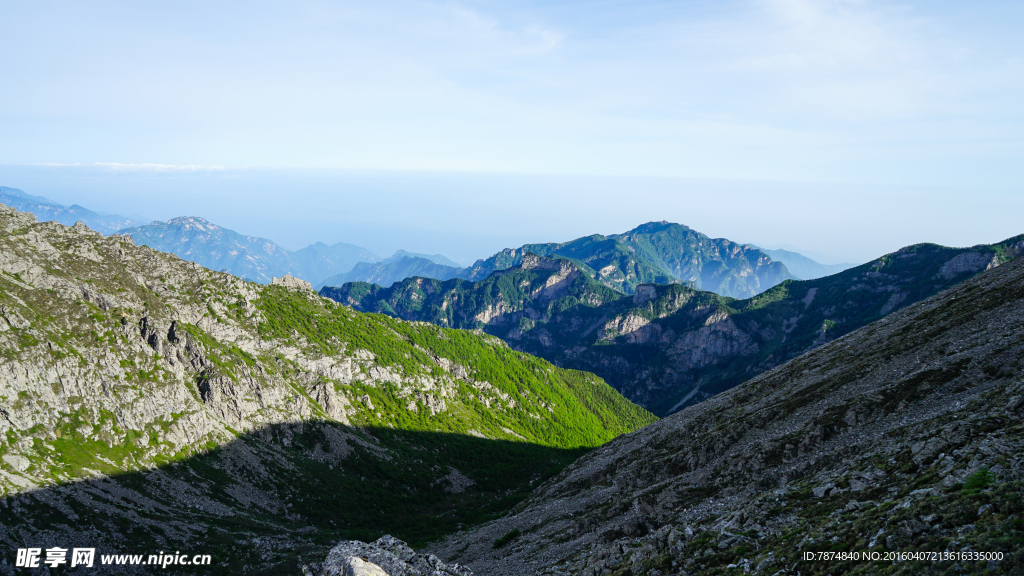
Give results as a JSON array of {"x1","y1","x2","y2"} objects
[
  {"x1": 273, "y1": 273, "x2": 314, "y2": 291},
  {"x1": 304, "y1": 536, "x2": 474, "y2": 576},
  {"x1": 0, "y1": 202, "x2": 580, "y2": 495}
]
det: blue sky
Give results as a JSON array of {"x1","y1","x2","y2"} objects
[{"x1": 1, "y1": 0, "x2": 1022, "y2": 263}]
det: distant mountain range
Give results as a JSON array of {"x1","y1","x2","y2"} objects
[
  {"x1": 117, "y1": 216, "x2": 379, "y2": 286},
  {"x1": 321, "y1": 221, "x2": 806, "y2": 299},
  {"x1": 324, "y1": 234, "x2": 1024, "y2": 416},
  {"x1": 316, "y1": 250, "x2": 466, "y2": 290},
  {"x1": 2, "y1": 185, "x2": 850, "y2": 299},
  {"x1": 752, "y1": 245, "x2": 857, "y2": 279},
  {"x1": 117, "y1": 217, "x2": 846, "y2": 298},
  {"x1": 5, "y1": 192, "x2": 1022, "y2": 574},
  {"x1": 0, "y1": 186, "x2": 146, "y2": 234}
]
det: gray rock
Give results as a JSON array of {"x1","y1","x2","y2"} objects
[
  {"x1": 1007, "y1": 396, "x2": 1024, "y2": 414},
  {"x1": 1, "y1": 454, "x2": 30, "y2": 472},
  {"x1": 898, "y1": 518, "x2": 927, "y2": 538},
  {"x1": 342, "y1": 557, "x2": 389, "y2": 576}
]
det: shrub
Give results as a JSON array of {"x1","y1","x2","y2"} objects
[
  {"x1": 964, "y1": 467, "x2": 994, "y2": 494},
  {"x1": 493, "y1": 528, "x2": 521, "y2": 549}
]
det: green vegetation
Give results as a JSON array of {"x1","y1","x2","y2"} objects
[{"x1": 964, "y1": 467, "x2": 995, "y2": 494}]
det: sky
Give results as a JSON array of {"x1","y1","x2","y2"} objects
[{"x1": 1, "y1": 0, "x2": 1022, "y2": 264}]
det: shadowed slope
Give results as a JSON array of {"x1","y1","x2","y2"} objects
[{"x1": 0, "y1": 424, "x2": 590, "y2": 575}]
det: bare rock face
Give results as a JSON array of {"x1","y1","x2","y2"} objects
[{"x1": 304, "y1": 536, "x2": 474, "y2": 576}]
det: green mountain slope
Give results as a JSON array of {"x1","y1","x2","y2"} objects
[
  {"x1": 0, "y1": 186, "x2": 145, "y2": 234},
  {"x1": 118, "y1": 216, "x2": 378, "y2": 286},
  {"x1": 0, "y1": 202, "x2": 654, "y2": 573},
  {"x1": 325, "y1": 236, "x2": 1024, "y2": 417},
  {"x1": 465, "y1": 221, "x2": 794, "y2": 298}
]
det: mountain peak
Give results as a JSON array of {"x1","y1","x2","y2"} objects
[
  {"x1": 166, "y1": 216, "x2": 218, "y2": 229},
  {"x1": 625, "y1": 220, "x2": 691, "y2": 234}
]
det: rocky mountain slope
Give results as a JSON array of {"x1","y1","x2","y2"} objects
[
  {"x1": 0, "y1": 186, "x2": 145, "y2": 235},
  {"x1": 0, "y1": 202, "x2": 654, "y2": 574},
  {"x1": 428, "y1": 246, "x2": 1024, "y2": 576},
  {"x1": 464, "y1": 221, "x2": 795, "y2": 298},
  {"x1": 119, "y1": 216, "x2": 379, "y2": 286},
  {"x1": 317, "y1": 251, "x2": 467, "y2": 290},
  {"x1": 325, "y1": 236, "x2": 1022, "y2": 417}
]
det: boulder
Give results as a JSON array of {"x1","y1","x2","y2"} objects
[{"x1": 304, "y1": 536, "x2": 474, "y2": 576}]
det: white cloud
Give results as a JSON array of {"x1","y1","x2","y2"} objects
[
  {"x1": 446, "y1": 4, "x2": 564, "y2": 55},
  {"x1": 29, "y1": 163, "x2": 229, "y2": 172}
]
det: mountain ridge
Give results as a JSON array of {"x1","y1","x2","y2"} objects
[
  {"x1": 462, "y1": 221, "x2": 795, "y2": 298},
  {"x1": 0, "y1": 186, "x2": 146, "y2": 235},
  {"x1": 316, "y1": 254, "x2": 468, "y2": 290},
  {"x1": 751, "y1": 245, "x2": 858, "y2": 279},
  {"x1": 117, "y1": 216, "x2": 380, "y2": 286},
  {"x1": 325, "y1": 235, "x2": 1024, "y2": 416}
]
